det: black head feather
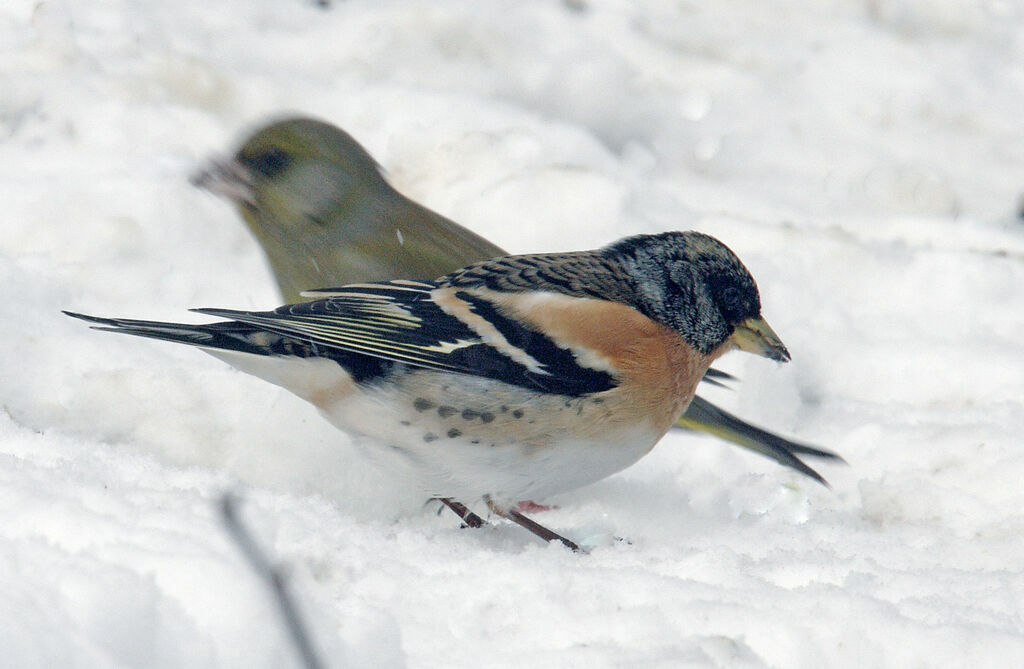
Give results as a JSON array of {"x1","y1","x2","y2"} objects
[{"x1": 602, "y1": 231, "x2": 763, "y2": 354}]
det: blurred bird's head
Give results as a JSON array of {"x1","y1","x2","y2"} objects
[
  {"x1": 191, "y1": 117, "x2": 390, "y2": 242},
  {"x1": 191, "y1": 117, "x2": 506, "y2": 303}
]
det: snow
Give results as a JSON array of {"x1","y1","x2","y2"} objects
[{"x1": 3, "y1": 0, "x2": 1024, "y2": 667}]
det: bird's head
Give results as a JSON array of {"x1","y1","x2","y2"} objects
[{"x1": 606, "y1": 231, "x2": 790, "y2": 362}]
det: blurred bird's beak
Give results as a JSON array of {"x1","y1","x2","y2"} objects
[
  {"x1": 190, "y1": 158, "x2": 256, "y2": 206},
  {"x1": 731, "y1": 316, "x2": 790, "y2": 362}
]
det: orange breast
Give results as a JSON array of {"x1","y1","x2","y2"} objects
[{"x1": 489, "y1": 290, "x2": 723, "y2": 436}]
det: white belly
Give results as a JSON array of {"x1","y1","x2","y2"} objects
[
  {"x1": 207, "y1": 350, "x2": 664, "y2": 504},
  {"x1": 324, "y1": 369, "x2": 661, "y2": 503}
]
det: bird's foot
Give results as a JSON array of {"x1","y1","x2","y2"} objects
[
  {"x1": 437, "y1": 498, "x2": 486, "y2": 528},
  {"x1": 487, "y1": 498, "x2": 580, "y2": 552}
]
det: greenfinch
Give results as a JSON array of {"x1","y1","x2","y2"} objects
[
  {"x1": 191, "y1": 118, "x2": 503, "y2": 302},
  {"x1": 193, "y1": 117, "x2": 840, "y2": 484}
]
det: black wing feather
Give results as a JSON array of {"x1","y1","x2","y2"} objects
[{"x1": 193, "y1": 282, "x2": 616, "y2": 396}]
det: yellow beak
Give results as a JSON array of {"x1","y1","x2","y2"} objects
[{"x1": 731, "y1": 316, "x2": 790, "y2": 362}]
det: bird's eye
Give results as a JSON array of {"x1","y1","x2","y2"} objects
[
  {"x1": 244, "y1": 147, "x2": 292, "y2": 178},
  {"x1": 717, "y1": 285, "x2": 749, "y2": 322}
]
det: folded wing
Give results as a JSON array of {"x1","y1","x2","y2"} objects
[{"x1": 188, "y1": 281, "x2": 618, "y2": 397}]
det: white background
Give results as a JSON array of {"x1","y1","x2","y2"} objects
[{"x1": 2, "y1": 1, "x2": 1023, "y2": 667}]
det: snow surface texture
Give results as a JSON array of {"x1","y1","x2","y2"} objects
[{"x1": 3, "y1": 1, "x2": 1023, "y2": 667}]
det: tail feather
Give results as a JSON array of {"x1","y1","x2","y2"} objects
[
  {"x1": 63, "y1": 310, "x2": 272, "y2": 355},
  {"x1": 677, "y1": 395, "x2": 844, "y2": 487},
  {"x1": 63, "y1": 310, "x2": 393, "y2": 383}
]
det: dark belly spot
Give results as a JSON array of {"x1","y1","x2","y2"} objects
[
  {"x1": 414, "y1": 398, "x2": 435, "y2": 412},
  {"x1": 462, "y1": 409, "x2": 479, "y2": 420},
  {"x1": 447, "y1": 428, "x2": 462, "y2": 438},
  {"x1": 480, "y1": 412, "x2": 495, "y2": 423},
  {"x1": 423, "y1": 432, "x2": 438, "y2": 443},
  {"x1": 512, "y1": 409, "x2": 524, "y2": 419},
  {"x1": 437, "y1": 405, "x2": 457, "y2": 418}
]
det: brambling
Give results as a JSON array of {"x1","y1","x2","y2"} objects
[
  {"x1": 192, "y1": 117, "x2": 840, "y2": 483},
  {"x1": 67, "y1": 231, "x2": 790, "y2": 550}
]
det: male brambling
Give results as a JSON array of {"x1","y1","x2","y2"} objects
[
  {"x1": 67, "y1": 231, "x2": 789, "y2": 550},
  {"x1": 192, "y1": 117, "x2": 840, "y2": 483}
]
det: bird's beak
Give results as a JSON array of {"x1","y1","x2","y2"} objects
[
  {"x1": 731, "y1": 316, "x2": 790, "y2": 362},
  {"x1": 190, "y1": 157, "x2": 256, "y2": 206}
]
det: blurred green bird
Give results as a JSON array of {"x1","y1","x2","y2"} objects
[{"x1": 193, "y1": 117, "x2": 841, "y2": 484}]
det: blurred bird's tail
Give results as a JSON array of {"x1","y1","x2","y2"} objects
[{"x1": 677, "y1": 395, "x2": 844, "y2": 486}]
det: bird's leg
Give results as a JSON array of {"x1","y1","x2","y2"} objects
[
  {"x1": 486, "y1": 498, "x2": 580, "y2": 552},
  {"x1": 438, "y1": 498, "x2": 486, "y2": 528}
]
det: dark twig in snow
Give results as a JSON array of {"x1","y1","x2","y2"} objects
[{"x1": 219, "y1": 492, "x2": 326, "y2": 669}]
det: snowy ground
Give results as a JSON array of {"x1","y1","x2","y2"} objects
[{"x1": 3, "y1": 1, "x2": 1024, "y2": 667}]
